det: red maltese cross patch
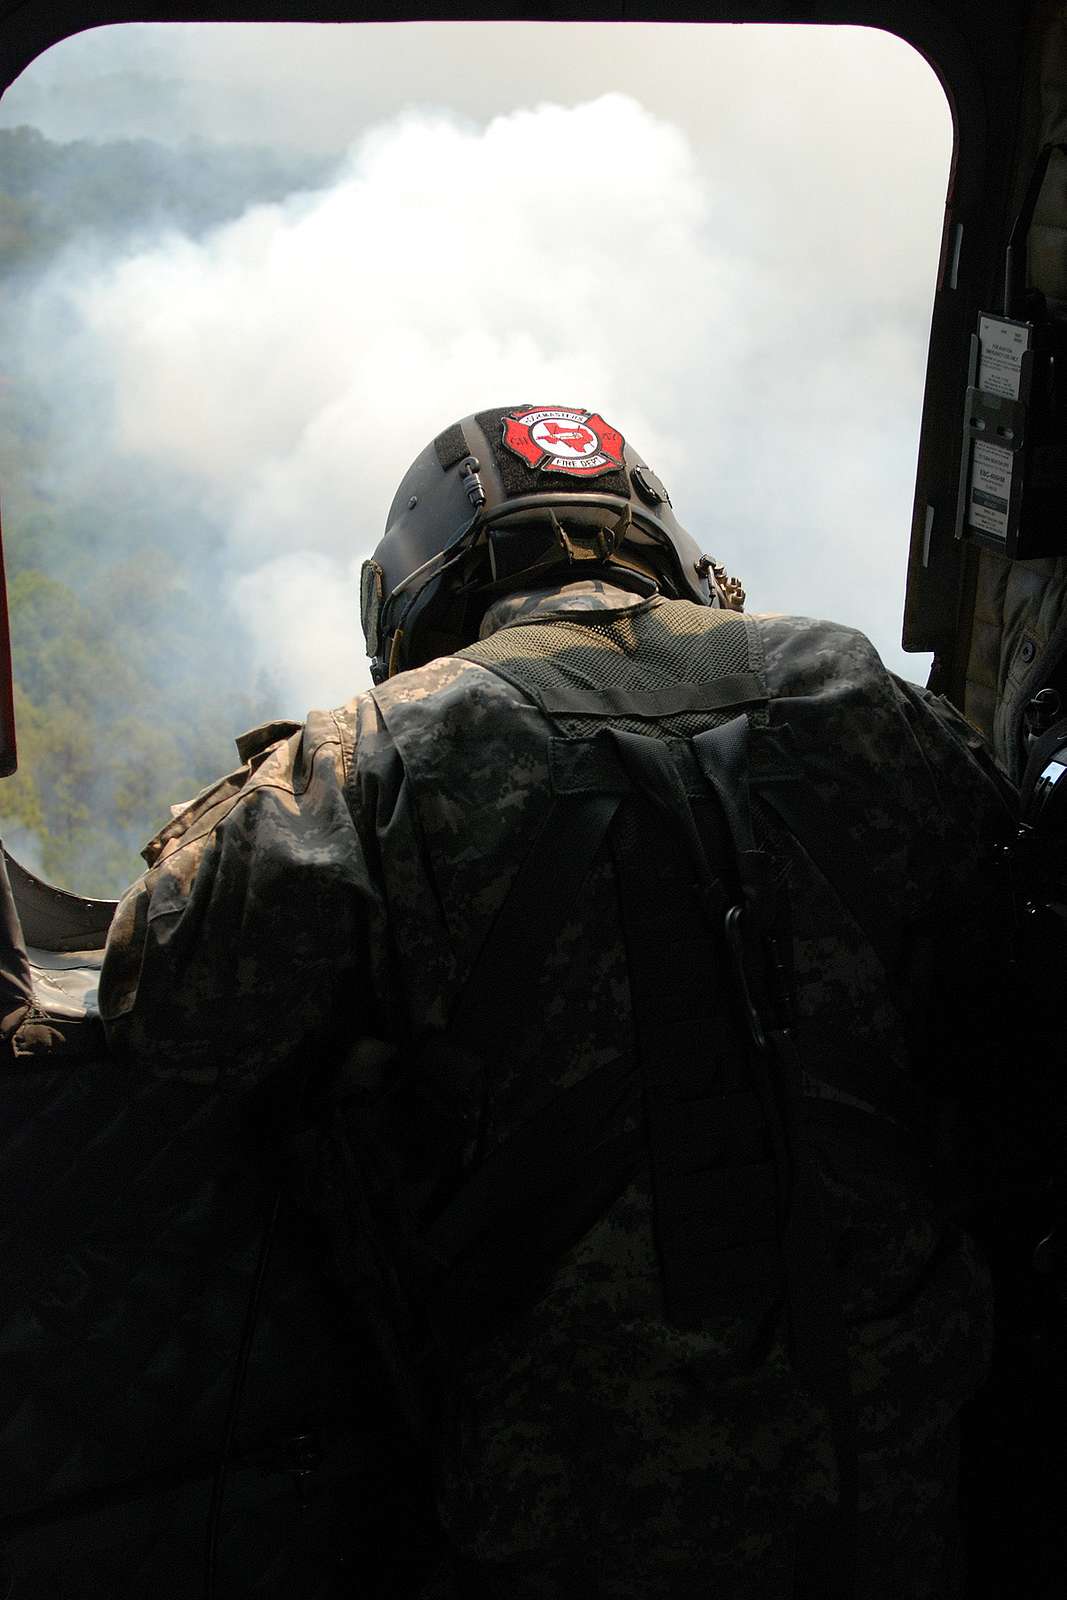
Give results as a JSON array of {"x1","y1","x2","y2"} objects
[{"x1": 501, "y1": 406, "x2": 625, "y2": 479}]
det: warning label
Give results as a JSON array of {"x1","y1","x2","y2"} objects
[
  {"x1": 969, "y1": 439, "x2": 1013, "y2": 540},
  {"x1": 978, "y1": 316, "x2": 1029, "y2": 401}
]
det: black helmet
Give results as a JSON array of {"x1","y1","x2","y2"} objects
[{"x1": 361, "y1": 403, "x2": 742, "y2": 682}]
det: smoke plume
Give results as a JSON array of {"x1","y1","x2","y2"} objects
[{"x1": 18, "y1": 75, "x2": 949, "y2": 713}]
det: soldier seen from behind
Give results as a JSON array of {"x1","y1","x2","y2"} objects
[{"x1": 100, "y1": 404, "x2": 1017, "y2": 1599}]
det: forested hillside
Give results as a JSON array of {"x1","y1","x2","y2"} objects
[{"x1": 0, "y1": 127, "x2": 335, "y2": 897}]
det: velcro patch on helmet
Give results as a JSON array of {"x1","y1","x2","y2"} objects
[
  {"x1": 500, "y1": 406, "x2": 624, "y2": 479},
  {"x1": 434, "y1": 421, "x2": 473, "y2": 471}
]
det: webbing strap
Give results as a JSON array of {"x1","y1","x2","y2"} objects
[
  {"x1": 692, "y1": 715, "x2": 757, "y2": 852},
  {"x1": 608, "y1": 722, "x2": 857, "y2": 1600},
  {"x1": 699, "y1": 724, "x2": 858, "y2": 1599},
  {"x1": 607, "y1": 726, "x2": 719, "y2": 887},
  {"x1": 523, "y1": 673, "x2": 766, "y2": 720},
  {"x1": 609, "y1": 791, "x2": 783, "y2": 1329}
]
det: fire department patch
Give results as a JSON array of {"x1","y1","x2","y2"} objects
[{"x1": 500, "y1": 407, "x2": 625, "y2": 479}]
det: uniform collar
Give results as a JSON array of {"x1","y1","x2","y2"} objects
[{"x1": 478, "y1": 579, "x2": 652, "y2": 641}]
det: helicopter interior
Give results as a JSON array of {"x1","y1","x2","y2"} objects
[{"x1": 0, "y1": 3, "x2": 1064, "y2": 1598}]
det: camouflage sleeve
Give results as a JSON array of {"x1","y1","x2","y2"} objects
[
  {"x1": 889, "y1": 674, "x2": 1018, "y2": 820},
  {"x1": 886, "y1": 672, "x2": 1016, "y2": 1008},
  {"x1": 99, "y1": 703, "x2": 380, "y2": 1083},
  {"x1": 886, "y1": 679, "x2": 1049, "y2": 1233}
]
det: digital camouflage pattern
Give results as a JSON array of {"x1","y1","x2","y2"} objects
[{"x1": 100, "y1": 580, "x2": 1015, "y2": 1599}]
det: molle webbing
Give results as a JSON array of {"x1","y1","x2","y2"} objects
[{"x1": 514, "y1": 674, "x2": 765, "y2": 720}]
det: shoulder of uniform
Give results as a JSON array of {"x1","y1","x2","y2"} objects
[
  {"x1": 233, "y1": 717, "x2": 304, "y2": 763},
  {"x1": 235, "y1": 704, "x2": 353, "y2": 761},
  {"x1": 370, "y1": 654, "x2": 524, "y2": 712},
  {"x1": 143, "y1": 707, "x2": 353, "y2": 868},
  {"x1": 750, "y1": 610, "x2": 875, "y2": 645},
  {"x1": 751, "y1": 612, "x2": 890, "y2": 694}
]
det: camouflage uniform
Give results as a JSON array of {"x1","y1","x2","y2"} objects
[{"x1": 100, "y1": 581, "x2": 1013, "y2": 1599}]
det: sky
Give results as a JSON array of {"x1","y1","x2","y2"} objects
[{"x1": 1, "y1": 20, "x2": 953, "y2": 709}]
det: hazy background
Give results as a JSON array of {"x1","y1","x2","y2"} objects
[{"x1": 0, "y1": 21, "x2": 952, "y2": 892}]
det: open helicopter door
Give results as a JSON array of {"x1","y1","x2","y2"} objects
[
  {"x1": 900, "y1": 16, "x2": 1067, "y2": 1593},
  {"x1": 0, "y1": 512, "x2": 16, "y2": 781},
  {"x1": 0, "y1": 501, "x2": 117, "y2": 1011},
  {"x1": 904, "y1": 1, "x2": 1067, "y2": 786},
  {"x1": 0, "y1": 508, "x2": 34, "y2": 1038}
]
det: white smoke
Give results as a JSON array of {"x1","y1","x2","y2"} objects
[
  {"x1": 23, "y1": 56, "x2": 951, "y2": 713},
  {"x1": 230, "y1": 552, "x2": 365, "y2": 715}
]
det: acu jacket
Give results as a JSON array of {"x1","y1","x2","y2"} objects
[{"x1": 99, "y1": 583, "x2": 1014, "y2": 1600}]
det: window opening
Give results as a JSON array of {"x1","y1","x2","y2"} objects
[{"x1": 0, "y1": 21, "x2": 953, "y2": 896}]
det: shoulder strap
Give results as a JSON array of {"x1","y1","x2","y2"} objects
[
  {"x1": 693, "y1": 720, "x2": 858, "y2": 1600},
  {"x1": 605, "y1": 735, "x2": 785, "y2": 1331},
  {"x1": 600, "y1": 720, "x2": 857, "y2": 1600}
]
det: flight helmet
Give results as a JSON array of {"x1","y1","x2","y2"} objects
[{"x1": 361, "y1": 403, "x2": 743, "y2": 682}]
